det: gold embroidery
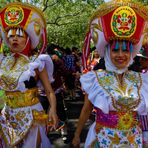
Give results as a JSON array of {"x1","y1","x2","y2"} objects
[
  {"x1": 118, "y1": 113, "x2": 138, "y2": 130},
  {"x1": 5, "y1": 88, "x2": 39, "y2": 108},
  {"x1": 32, "y1": 110, "x2": 48, "y2": 123},
  {"x1": 114, "y1": 73, "x2": 128, "y2": 95},
  {"x1": 0, "y1": 108, "x2": 33, "y2": 147},
  {"x1": 108, "y1": 133, "x2": 120, "y2": 145},
  {"x1": 15, "y1": 111, "x2": 26, "y2": 121},
  {"x1": 0, "y1": 54, "x2": 29, "y2": 91},
  {"x1": 94, "y1": 71, "x2": 142, "y2": 112}
]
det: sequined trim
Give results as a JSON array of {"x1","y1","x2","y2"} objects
[
  {"x1": 95, "y1": 109, "x2": 139, "y2": 132},
  {"x1": 32, "y1": 109, "x2": 48, "y2": 124},
  {"x1": 0, "y1": 106, "x2": 33, "y2": 147},
  {"x1": 0, "y1": 54, "x2": 29, "y2": 91},
  {"x1": 94, "y1": 70, "x2": 142, "y2": 112},
  {"x1": 5, "y1": 87, "x2": 39, "y2": 108}
]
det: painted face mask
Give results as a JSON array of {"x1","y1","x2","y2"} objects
[{"x1": 0, "y1": 2, "x2": 47, "y2": 58}]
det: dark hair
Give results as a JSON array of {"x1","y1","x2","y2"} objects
[
  {"x1": 65, "y1": 47, "x2": 72, "y2": 55},
  {"x1": 46, "y1": 44, "x2": 56, "y2": 55},
  {"x1": 93, "y1": 58, "x2": 105, "y2": 70},
  {"x1": 128, "y1": 56, "x2": 141, "y2": 72}
]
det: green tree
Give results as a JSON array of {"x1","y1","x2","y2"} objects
[
  {"x1": 42, "y1": 0, "x2": 99, "y2": 49},
  {"x1": 23, "y1": 1, "x2": 93, "y2": 49},
  {"x1": 0, "y1": 0, "x2": 20, "y2": 8},
  {"x1": 39, "y1": 0, "x2": 148, "y2": 48},
  {"x1": 1, "y1": 0, "x2": 147, "y2": 49},
  {"x1": 132, "y1": 0, "x2": 148, "y2": 4}
]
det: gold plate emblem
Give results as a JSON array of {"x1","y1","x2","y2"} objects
[
  {"x1": 4, "y1": 6, "x2": 24, "y2": 26},
  {"x1": 111, "y1": 6, "x2": 137, "y2": 38}
]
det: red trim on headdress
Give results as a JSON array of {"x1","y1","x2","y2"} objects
[
  {"x1": 101, "y1": 8, "x2": 145, "y2": 44},
  {"x1": 1, "y1": 8, "x2": 31, "y2": 30},
  {"x1": 82, "y1": 31, "x2": 91, "y2": 73}
]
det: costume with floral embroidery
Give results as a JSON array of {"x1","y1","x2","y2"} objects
[
  {"x1": 81, "y1": 70, "x2": 148, "y2": 147},
  {"x1": 80, "y1": 0, "x2": 148, "y2": 147},
  {"x1": 0, "y1": 2, "x2": 53, "y2": 147}
]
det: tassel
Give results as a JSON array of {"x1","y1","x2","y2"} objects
[
  {"x1": 11, "y1": 29, "x2": 16, "y2": 36},
  {"x1": 111, "y1": 40, "x2": 116, "y2": 49},
  {"x1": 122, "y1": 41, "x2": 126, "y2": 51},
  {"x1": 127, "y1": 41, "x2": 130, "y2": 51},
  {"x1": 16, "y1": 28, "x2": 19, "y2": 35},
  {"x1": 115, "y1": 40, "x2": 119, "y2": 50},
  {"x1": 7, "y1": 29, "x2": 12, "y2": 38},
  {"x1": 19, "y1": 29, "x2": 23, "y2": 37},
  {"x1": 130, "y1": 42, "x2": 133, "y2": 52}
]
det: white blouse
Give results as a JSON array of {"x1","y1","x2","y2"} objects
[
  {"x1": 0, "y1": 54, "x2": 54, "y2": 92},
  {"x1": 80, "y1": 70, "x2": 148, "y2": 115}
]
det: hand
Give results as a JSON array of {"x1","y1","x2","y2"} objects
[
  {"x1": 75, "y1": 71, "x2": 80, "y2": 79},
  {"x1": 48, "y1": 108, "x2": 58, "y2": 131},
  {"x1": 143, "y1": 143, "x2": 148, "y2": 148},
  {"x1": 72, "y1": 135, "x2": 80, "y2": 147}
]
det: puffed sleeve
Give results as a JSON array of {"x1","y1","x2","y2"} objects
[
  {"x1": 18, "y1": 54, "x2": 54, "y2": 91},
  {"x1": 80, "y1": 71, "x2": 110, "y2": 114},
  {"x1": 34, "y1": 54, "x2": 54, "y2": 89},
  {"x1": 35, "y1": 54, "x2": 54, "y2": 82}
]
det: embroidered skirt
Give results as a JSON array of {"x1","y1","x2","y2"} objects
[
  {"x1": 89, "y1": 109, "x2": 142, "y2": 148},
  {"x1": 0, "y1": 88, "x2": 49, "y2": 147}
]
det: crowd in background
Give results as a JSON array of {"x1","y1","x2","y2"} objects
[{"x1": 41, "y1": 43, "x2": 148, "y2": 130}]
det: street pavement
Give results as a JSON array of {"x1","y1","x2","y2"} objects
[{"x1": 48, "y1": 98, "x2": 94, "y2": 148}]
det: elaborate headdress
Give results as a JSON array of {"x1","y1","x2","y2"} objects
[
  {"x1": 0, "y1": 2, "x2": 47, "y2": 56},
  {"x1": 142, "y1": 28, "x2": 148, "y2": 44},
  {"x1": 82, "y1": 0, "x2": 148, "y2": 71}
]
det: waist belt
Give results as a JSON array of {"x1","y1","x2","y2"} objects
[
  {"x1": 95, "y1": 108, "x2": 139, "y2": 132},
  {"x1": 5, "y1": 88, "x2": 39, "y2": 108}
]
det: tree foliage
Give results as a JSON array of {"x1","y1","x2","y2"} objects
[
  {"x1": 132, "y1": 0, "x2": 148, "y2": 4},
  {"x1": 0, "y1": 0, "x2": 148, "y2": 49},
  {"x1": 43, "y1": 0, "x2": 96, "y2": 48}
]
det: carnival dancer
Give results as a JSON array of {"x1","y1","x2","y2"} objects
[
  {"x1": 72, "y1": 0, "x2": 148, "y2": 147},
  {"x1": 0, "y1": 2, "x2": 58, "y2": 148}
]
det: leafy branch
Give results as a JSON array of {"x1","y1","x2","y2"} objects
[
  {"x1": 42, "y1": 0, "x2": 59, "y2": 12},
  {"x1": 46, "y1": 9, "x2": 84, "y2": 26}
]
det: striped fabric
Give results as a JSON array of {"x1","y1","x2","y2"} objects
[
  {"x1": 138, "y1": 115, "x2": 148, "y2": 131},
  {"x1": 82, "y1": 31, "x2": 91, "y2": 72}
]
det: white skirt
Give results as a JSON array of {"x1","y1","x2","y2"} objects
[{"x1": 1, "y1": 103, "x2": 52, "y2": 148}]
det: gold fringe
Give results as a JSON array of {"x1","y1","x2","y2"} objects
[
  {"x1": 89, "y1": 1, "x2": 148, "y2": 29},
  {"x1": 0, "y1": 2, "x2": 46, "y2": 26}
]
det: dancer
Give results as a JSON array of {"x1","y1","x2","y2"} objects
[
  {"x1": 72, "y1": 0, "x2": 148, "y2": 147},
  {"x1": 0, "y1": 2, "x2": 58, "y2": 147}
]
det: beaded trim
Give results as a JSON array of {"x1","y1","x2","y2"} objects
[
  {"x1": 0, "y1": 54, "x2": 29, "y2": 91},
  {"x1": 94, "y1": 70, "x2": 142, "y2": 112}
]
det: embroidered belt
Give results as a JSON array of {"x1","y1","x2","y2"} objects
[
  {"x1": 5, "y1": 88, "x2": 39, "y2": 108},
  {"x1": 95, "y1": 108, "x2": 139, "y2": 133}
]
